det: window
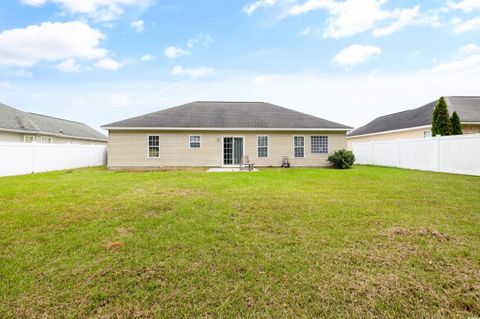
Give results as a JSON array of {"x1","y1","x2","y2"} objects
[
  {"x1": 257, "y1": 136, "x2": 268, "y2": 158},
  {"x1": 311, "y1": 136, "x2": 328, "y2": 154},
  {"x1": 189, "y1": 135, "x2": 201, "y2": 148},
  {"x1": 294, "y1": 136, "x2": 305, "y2": 158},
  {"x1": 148, "y1": 135, "x2": 160, "y2": 158},
  {"x1": 24, "y1": 135, "x2": 35, "y2": 143},
  {"x1": 40, "y1": 136, "x2": 53, "y2": 144},
  {"x1": 424, "y1": 131, "x2": 432, "y2": 138}
]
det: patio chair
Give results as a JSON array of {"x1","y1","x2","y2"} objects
[
  {"x1": 240, "y1": 155, "x2": 255, "y2": 172},
  {"x1": 281, "y1": 156, "x2": 290, "y2": 168}
]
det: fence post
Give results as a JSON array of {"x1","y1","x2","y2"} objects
[
  {"x1": 433, "y1": 135, "x2": 440, "y2": 172},
  {"x1": 371, "y1": 141, "x2": 375, "y2": 165},
  {"x1": 397, "y1": 139, "x2": 401, "y2": 168},
  {"x1": 31, "y1": 141, "x2": 36, "y2": 173}
]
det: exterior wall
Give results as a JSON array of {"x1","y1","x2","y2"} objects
[
  {"x1": 107, "y1": 130, "x2": 347, "y2": 168},
  {"x1": 0, "y1": 130, "x2": 107, "y2": 145},
  {"x1": 347, "y1": 123, "x2": 480, "y2": 149},
  {"x1": 462, "y1": 124, "x2": 480, "y2": 134},
  {"x1": 0, "y1": 131, "x2": 23, "y2": 142}
]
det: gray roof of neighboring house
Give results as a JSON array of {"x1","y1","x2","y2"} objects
[
  {"x1": 102, "y1": 101, "x2": 352, "y2": 130},
  {"x1": 348, "y1": 96, "x2": 480, "y2": 137},
  {"x1": 0, "y1": 103, "x2": 107, "y2": 141}
]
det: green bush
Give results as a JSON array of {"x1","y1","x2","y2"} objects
[{"x1": 328, "y1": 149, "x2": 355, "y2": 169}]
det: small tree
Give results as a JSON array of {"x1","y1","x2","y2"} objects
[
  {"x1": 450, "y1": 111, "x2": 463, "y2": 135},
  {"x1": 431, "y1": 97, "x2": 453, "y2": 136}
]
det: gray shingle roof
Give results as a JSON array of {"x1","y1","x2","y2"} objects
[
  {"x1": 0, "y1": 103, "x2": 107, "y2": 141},
  {"x1": 102, "y1": 101, "x2": 352, "y2": 130},
  {"x1": 348, "y1": 96, "x2": 480, "y2": 137}
]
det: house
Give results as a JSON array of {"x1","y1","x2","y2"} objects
[
  {"x1": 347, "y1": 96, "x2": 480, "y2": 148},
  {"x1": 102, "y1": 101, "x2": 352, "y2": 168},
  {"x1": 0, "y1": 103, "x2": 107, "y2": 144}
]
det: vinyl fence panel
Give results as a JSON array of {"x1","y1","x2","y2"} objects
[
  {"x1": 352, "y1": 134, "x2": 480, "y2": 176},
  {"x1": 0, "y1": 142, "x2": 107, "y2": 177}
]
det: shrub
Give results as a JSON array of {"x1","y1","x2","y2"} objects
[
  {"x1": 450, "y1": 111, "x2": 463, "y2": 135},
  {"x1": 328, "y1": 149, "x2": 355, "y2": 169}
]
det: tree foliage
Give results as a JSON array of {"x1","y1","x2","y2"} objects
[
  {"x1": 450, "y1": 111, "x2": 463, "y2": 135},
  {"x1": 431, "y1": 97, "x2": 453, "y2": 136}
]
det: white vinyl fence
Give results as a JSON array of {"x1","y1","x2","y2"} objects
[
  {"x1": 352, "y1": 134, "x2": 480, "y2": 176},
  {"x1": 0, "y1": 142, "x2": 107, "y2": 177}
]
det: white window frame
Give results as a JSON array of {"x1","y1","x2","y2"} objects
[
  {"x1": 24, "y1": 135, "x2": 35, "y2": 143},
  {"x1": 311, "y1": 136, "x2": 328, "y2": 154},
  {"x1": 147, "y1": 135, "x2": 160, "y2": 158},
  {"x1": 189, "y1": 135, "x2": 201, "y2": 149},
  {"x1": 40, "y1": 136, "x2": 53, "y2": 144},
  {"x1": 424, "y1": 131, "x2": 432, "y2": 138},
  {"x1": 257, "y1": 135, "x2": 269, "y2": 158},
  {"x1": 293, "y1": 135, "x2": 305, "y2": 158}
]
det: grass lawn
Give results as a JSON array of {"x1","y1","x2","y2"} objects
[{"x1": 0, "y1": 166, "x2": 479, "y2": 318}]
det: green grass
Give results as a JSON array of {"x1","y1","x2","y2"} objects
[{"x1": 0, "y1": 166, "x2": 479, "y2": 318}]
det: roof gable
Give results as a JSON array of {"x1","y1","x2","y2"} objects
[
  {"x1": 103, "y1": 101, "x2": 352, "y2": 130},
  {"x1": 348, "y1": 96, "x2": 480, "y2": 137}
]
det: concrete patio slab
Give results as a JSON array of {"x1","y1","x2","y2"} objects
[{"x1": 207, "y1": 168, "x2": 259, "y2": 173}]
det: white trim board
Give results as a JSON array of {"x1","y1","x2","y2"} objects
[
  {"x1": 0, "y1": 127, "x2": 107, "y2": 142},
  {"x1": 103, "y1": 127, "x2": 351, "y2": 132},
  {"x1": 347, "y1": 122, "x2": 480, "y2": 139}
]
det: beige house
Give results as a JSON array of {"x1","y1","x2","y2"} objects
[
  {"x1": 0, "y1": 103, "x2": 107, "y2": 145},
  {"x1": 347, "y1": 96, "x2": 480, "y2": 148},
  {"x1": 102, "y1": 101, "x2": 352, "y2": 168}
]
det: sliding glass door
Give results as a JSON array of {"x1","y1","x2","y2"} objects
[{"x1": 223, "y1": 137, "x2": 243, "y2": 165}]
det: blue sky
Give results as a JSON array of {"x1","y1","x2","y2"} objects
[{"x1": 0, "y1": 0, "x2": 479, "y2": 131}]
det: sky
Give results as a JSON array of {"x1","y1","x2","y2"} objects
[{"x1": 0, "y1": 0, "x2": 479, "y2": 132}]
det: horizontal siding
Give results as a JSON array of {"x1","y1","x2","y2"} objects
[
  {"x1": 108, "y1": 130, "x2": 347, "y2": 168},
  {"x1": 0, "y1": 131, "x2": 23, "y2": 142}
]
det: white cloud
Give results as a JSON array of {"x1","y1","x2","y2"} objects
[
  {"x1": 333, "y1": 44, "x2": 382, "y2": 67},
  {"x1": 453, "y1": 17, "x2": 480, "y2": 32},
  {"x1": 0, "y1": 21, "x2": 106, "y2": 67},
  {"x1": 140, "y1": 54, "x2": 154, "y2": 61},
  {"x1": 130, "y1": 20, "x2": 144, "y2": 32},
  {"x1": 164, "y1": 46, "x2": 190, "y2": 59},
  {"x1": 171, "y1": 65, "x2": 213, "y2": 78},
  {"x1": 0, "y1": 81, "x2": 15, "y2": 89},
  {"x1": 300, "y1": 26, "x2": 322, "y2": 36},
  {"x1": 20, "y1": 0, "x2": 151, "y2": 21},
  {"x1": 448, "y1": 0, "x2": 480, "y2": 12},
  {"x1": 56, "y1": 58, "x2": 83, "y2": 72},
  {"x1": 243, "y1": 0, "x2": 277, "y2": 15},
  {"x1": 20, "y1": 0, "x2": 46, "y2": 6},
  {"x1": 6, "y1": 61, "x2": 480, "y2": 131},
  {"x1": 459, "y1": 43, "x2": 480, "y2": 55},
  {"x1": 186, "y1": 34, "x2": 214, "y2": 48},
  {"x1": 287, "y1": 0, "x2": 427, "y2": 38},
  {"x1": 5, "y1": 69, "x2": 33, "y2": 78},
  {"x1": 372, "y1": 6, "x2": 420, "y2": 37},
  {"x1": 94, "y1": 58, "x2": 122, "y2": 70},
  {"x1": 430, "y1": 54, "x2": 480, "y2": 73},
  {"x1": 110, "y1": 93, "x2": 129, "y2": 108}
]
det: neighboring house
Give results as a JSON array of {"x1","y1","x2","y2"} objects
[
  {"x1": 0, "y1": 103, "x2": 107, "y2": 144},
  {"x1": 102, "y1": 101, "x2": 352, "y2": 168},
  {"x1": 347, "y1": 96, "x2": 480, "y2": 148}
]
